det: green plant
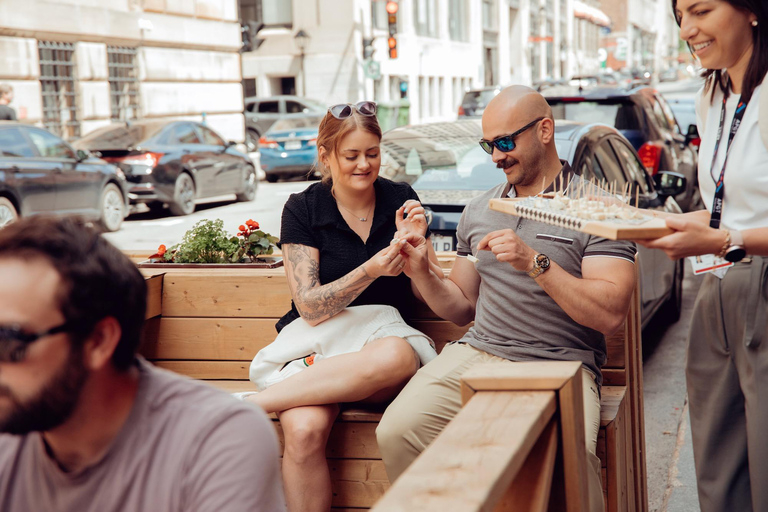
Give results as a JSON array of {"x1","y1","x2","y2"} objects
[
  {"x1": 164, "y1": 219, "x2": 239, "y2": 263},
  {"x1": 230, "y1": 219, "x2": 279, "y2": 263}
]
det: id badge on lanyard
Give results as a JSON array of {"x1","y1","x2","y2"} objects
[{"x1": 689, "y1": 94, "x2": 747, "y2": 277}]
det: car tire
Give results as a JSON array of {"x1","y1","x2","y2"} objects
[
  {"x1": 245, "y1": 129, "x2": 260, "y2": 153},
  {"x1": 236, "y1": 166, "x2": 257, "y2": 202},
  {"x1": 98, "y1": 184, "x2": 125, "y2": 232},
  {"x1": 0, "y1": 197, "x2": 18, "y2": 228},
  {"x1": 169, "y1": 173, "x2": 196, "y2": 216},
  {"x1": 266, "y1": 174, "x2": 278, "y2": 183}
]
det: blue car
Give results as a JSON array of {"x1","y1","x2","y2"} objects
[{"x1": 259, "y1": 115, "x2": 323, "y2": 183}]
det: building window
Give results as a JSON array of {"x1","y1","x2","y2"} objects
[
  {"x1": 107, "y1": 46, "x2": 140, "y2": 122},
  {"x1": 239, "y1": 0, "x2": 292, "y2": 28},
  {"x1": 448, "y1": 0, "x2": 468, "y2": 41},
  {"x1": 372, "y1": 0, "x2": 387, "y2": 31},
  {"x1": 482, "y1": 0, "x2": 496, "y2": 32},
  {"x1": 38, "y1": 41, "x2": 79, "y2": 140},
  {"x1": 414, "y1": 0, "x2": 438, "y2": 38}
]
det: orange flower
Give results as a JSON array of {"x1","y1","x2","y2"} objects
[
  {"x1": 246, "y1": 219, "x2": 257, "y2": 227},
  {"x1": 239, "y1": 224, "x2": 247, "y2": 232},
  {"x1": 252, "y1": 222, "x2": 260, "y2": 229},
  {"x1": 157, "y1": 244, "x2": 167, "y2": 256}
]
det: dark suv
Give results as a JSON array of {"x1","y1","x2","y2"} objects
[{"x1": 543, "y1": 87, "x2": 701, "y2": 211}]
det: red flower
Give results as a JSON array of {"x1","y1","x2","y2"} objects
[
  {"x1": 239, "y1": 224, "x2": 247, "y2": 232},
  {"x1": 157, "y1": 244, "x2": 167, "y2": 256}
]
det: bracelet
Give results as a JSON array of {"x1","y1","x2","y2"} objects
[{"x1": 717, "y1": 230, "x2": 731, "y2": 259}]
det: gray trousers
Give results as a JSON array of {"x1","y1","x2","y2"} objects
[{"x1": 687, "y1": 257, "x2": 768, "y2": 512}]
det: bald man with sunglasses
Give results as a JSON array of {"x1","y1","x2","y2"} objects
[
  {"x1": 0, "y1": 217, "x2": 286, "y2": 512},
  {"x1": 376, "y1": 85, "x2": 637, "y2": 512}
]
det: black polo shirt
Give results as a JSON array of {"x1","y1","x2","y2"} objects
[{"x1": 276, "y1": 177, "x2": 431, "y2": 332}]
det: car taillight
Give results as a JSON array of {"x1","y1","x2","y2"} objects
[
  {"x1": 637, "y1": 142, "x2": 662, "y2": 175},
  {"x1": 458, "y1": 106, "x2": 465, "y2": 116},
  {"x1": 104, "y1": 152, "x2": 164, "y2": 168},
  {"x1": 690, "y1": 137, "x2": 701, "y2": 148},
  {"x1": 259, "y1": 137, "x2": 278, "y2": 149}
]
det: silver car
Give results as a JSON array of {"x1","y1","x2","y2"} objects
[{"x1": 244, "y1": 95, "x2": 325, "y2": 152}]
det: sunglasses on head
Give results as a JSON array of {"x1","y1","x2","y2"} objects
[
  {"x1": 479, "y1": 117, "x2": 546, "y2": 155},
  {"x1": 328, "y1": 101, "x2": 378, "y2": 120},
  {"x1": 0, "y1": 322, "x2": 73, "y2": 363}
]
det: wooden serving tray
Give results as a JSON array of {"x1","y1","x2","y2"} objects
[{"x1": 489, "y1": 198, "x2": 673, "y2": 240}]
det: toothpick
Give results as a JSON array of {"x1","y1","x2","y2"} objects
[{"x1": 635, "y1": 184, "x2": 640, "y2": 208}]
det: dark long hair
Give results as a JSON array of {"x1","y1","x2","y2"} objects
[{"x1": 672, "y1": 0, "x2": 768, "y2": 104}]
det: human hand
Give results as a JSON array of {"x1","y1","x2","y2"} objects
[
  {"x1": 478, "y1": 229, "x2": 537, "y2": 272},
  {"x1": 364, "y1": 241, "x2": 407, "y2": 278},
  {"x1": 637, "y1": 216, "x2": 726, "y2": 260},
  {"x1": 395, "y1": 233, "x2": 431, "y2": 278},
  {"x1": 395, "y1": 200, "x2": 429, "y2": 238}
]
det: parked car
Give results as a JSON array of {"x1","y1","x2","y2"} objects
[
  {"x1": 0, "y1": 122, "x2": 128, "y2": 231},
  {"x1": 258, "y1": 115, "x2": 323, "y2": 183},
  {"x1": 543, "y1": 87, "x2": 702, "y2": 211},
  {"x1": 568, "y1": 74, "x2": 619, "y2": 89},
  {"x1": 664, "y1": 95, "x2": 701, "y2": 151},
  {"x1": 244, "y1": 95, "x2": 326, "y2": 151},
  {"x1": 380, "y1": 119, "x2": 687, "y2": 327},
  {"x1": 74, "y1": 120, "x2": 257, "y2": 216},
  {"x1": 457, "y1": 86, "x2": 503, "y2": 118}
]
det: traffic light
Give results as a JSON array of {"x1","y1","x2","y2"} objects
[
  {"x1": 363, "y1": 37, "x2": 375, "y2": 60},
  {"x1": 386, "y1": 1, "x2": 398, "y2": 59},
  {"x1": 387, "y1": 36, "x2": 397, "y2": 59}
]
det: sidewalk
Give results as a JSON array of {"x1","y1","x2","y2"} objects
[{"x1": 643, "y1": 263, "x2": 701, "y2": 512}]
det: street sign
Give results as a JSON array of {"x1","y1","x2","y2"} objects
[{"x1": 365, "y1": 59, "x2": 381, "y2": 80}]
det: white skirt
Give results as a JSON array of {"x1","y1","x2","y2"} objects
[{"x1": 249, "y1": 305, "x2": 436, "y2": 391}]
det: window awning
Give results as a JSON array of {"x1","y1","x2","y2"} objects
[{"x1": 573, "y1": 1, "x2": 611, "y2": 27}]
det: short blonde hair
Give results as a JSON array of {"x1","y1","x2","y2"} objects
[{"x1": 0, "y1": 83, "x2": 13, "y2": 98}]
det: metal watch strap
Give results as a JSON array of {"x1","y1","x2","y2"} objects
[{"x1": 527, "y1": 253, "x2": 550, "y2": 278}]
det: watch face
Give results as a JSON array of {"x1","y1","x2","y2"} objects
[
  {"x1": 725, "y1": 246, "x2": 746, "y2": 263},
  {"x1": 536, "y1": 254, "x2": 551, "y2": 269}
]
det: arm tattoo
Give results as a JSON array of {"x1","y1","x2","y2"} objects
[{"x1": 283, "y1": 244, "x2": 374, "y2": 322}]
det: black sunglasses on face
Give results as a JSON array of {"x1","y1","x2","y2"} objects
[
  {"x1": 0, "y1": 322, "x2": 73, "y2": 363},
  {"x1": 479, "y1": 117, "x2": 546, "y2": 155},
  {"x1": 328, "y1": 101, "x2": 378, "y2": 119}
]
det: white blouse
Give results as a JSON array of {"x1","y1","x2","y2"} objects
[{"x1": 696, "y1": 77, "x2": 768, "y2": 231}]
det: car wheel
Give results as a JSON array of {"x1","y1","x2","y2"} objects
[
  {"x1": 0, "y1": 197, "x2": 18, "y2": 228},
  {"x1": 236, "y1": 166, "x2": 257, "y2": 202},
  {"x1": 265, "y1": 174, "x2": 278, "y2": 183},
  {"x1": 98, "y1": 184, "x2": 126, "y2": 232},
  {"x1": 169, "y1": 173, "x2": 196, "y2": 216},
  {"x1": 245, "y1": 129, "x2": 260, "y2": 153}
]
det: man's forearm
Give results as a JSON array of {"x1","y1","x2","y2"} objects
[{"x1": 411, "y1": 268, "x2": 475, "y2": 326}]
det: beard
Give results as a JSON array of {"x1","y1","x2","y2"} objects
[{"x1": 0, "y1": 343, "x2": 88, "y2": 435}]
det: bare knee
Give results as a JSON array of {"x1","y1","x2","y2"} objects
[
  {"x1": 362, "y1": 337, "x2": 418, "y2": 386},
  {"x1": 281, "y1": 408, "x2": 336, "y2": 465}
]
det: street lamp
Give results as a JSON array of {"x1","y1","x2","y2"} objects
[{"x1": 294, "y1": 29, "x2": 310, "y2": 97}]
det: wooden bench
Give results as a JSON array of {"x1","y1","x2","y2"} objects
[{"x1": 139, "y1": 257, "x2": 647, "y2": 511}]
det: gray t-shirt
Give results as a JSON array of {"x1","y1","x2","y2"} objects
[
  {"x1": 456, "y1": 168, "x2": 636, "y2": 385},
  {"x1": 0, "y1": 105, "x2": 16, "y2": 121},
  {"x1": 0, "y1": 359, "x2": 286, "y2": 512}
]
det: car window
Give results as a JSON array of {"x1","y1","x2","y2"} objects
[
  {"x1": 258, "y1": 101, "x2": 279, "y2": 113},
  {"x1": 26, "y1": 128, "x2": 75, "y2": 159},
  {"x1": 170, "y1": 123, "x2": 201, "y2": 144},
  {"x1": 592, "y1": 140, "x2": 626, "y2": 187},
  {"x1": 610, "y1": 139, "x2": 653, "y2": 195},
  {"x1": 461, "y1": 89, "x2": 498, "y2": 107},
  {"x1": 246, "y1": 102, "x2": 257, "y2": 113},
  {"x1": 0, "y1": 128, "x2": 35, "y2": 158},
  {"x1": 270, "y1": 116, "x2": 324, "y2": 131},
  {"x1": 550, "y1": 101, "x2": 641, "y2": 130},
  {"x1": 656, "y1": 96, "x2": 681, "y2": 134},
  {"x1": 199, "y1": 126, "x2": 225, "y2": 146},
  {"x1": 285, "y1": 101, "x2": 305, "y2": 114},
  {"x1": 651, "y1": 99, "x2": 672, "y2": 131}
]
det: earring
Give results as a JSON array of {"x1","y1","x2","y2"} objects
[{"x1": 752, "y1": 20, "x2": 758, "y2": 27}]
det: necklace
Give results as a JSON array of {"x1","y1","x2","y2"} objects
[{"x1": 333, "y1": 191, "x2": 374, "y2": 222}]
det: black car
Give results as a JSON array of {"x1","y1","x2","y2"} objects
[
  {"x1": 0, "y1": 122, "x2": 128, "y2": 231},
  {"x1": 543, "y1": 87, "x2": 702, "y2": 211},
  {"x1": 380, "y1": 119, "x2": 687, "y2": 327},
  {"x1": 74, "y1": 120, "x2": 257, "y2": 216}
]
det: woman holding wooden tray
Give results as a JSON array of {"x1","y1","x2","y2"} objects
[
  {"x1": 639, "y1": 2, "x2": 768, "y2": 510},
  {"x1": 240, "y1": 102, "x2": 439, "y2": 512}
]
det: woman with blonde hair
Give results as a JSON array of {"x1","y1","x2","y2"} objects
[{"x1": 244, "y1": 101, "x2": 438, "y2": 512}]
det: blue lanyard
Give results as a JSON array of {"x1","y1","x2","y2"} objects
[{"x1": 708, "y1": 94, "x2": 747, "y2": 229}]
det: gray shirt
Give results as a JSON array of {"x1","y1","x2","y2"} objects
[
  {"x1": 0, "y1": 359, "x2": 286, "y2": 512},
  {"x1": 455, "y1": 168, "x2": 636, "y2": 385},
  {"x1": 0, "y1": 105, "x2": 16, "y2": 121}
]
